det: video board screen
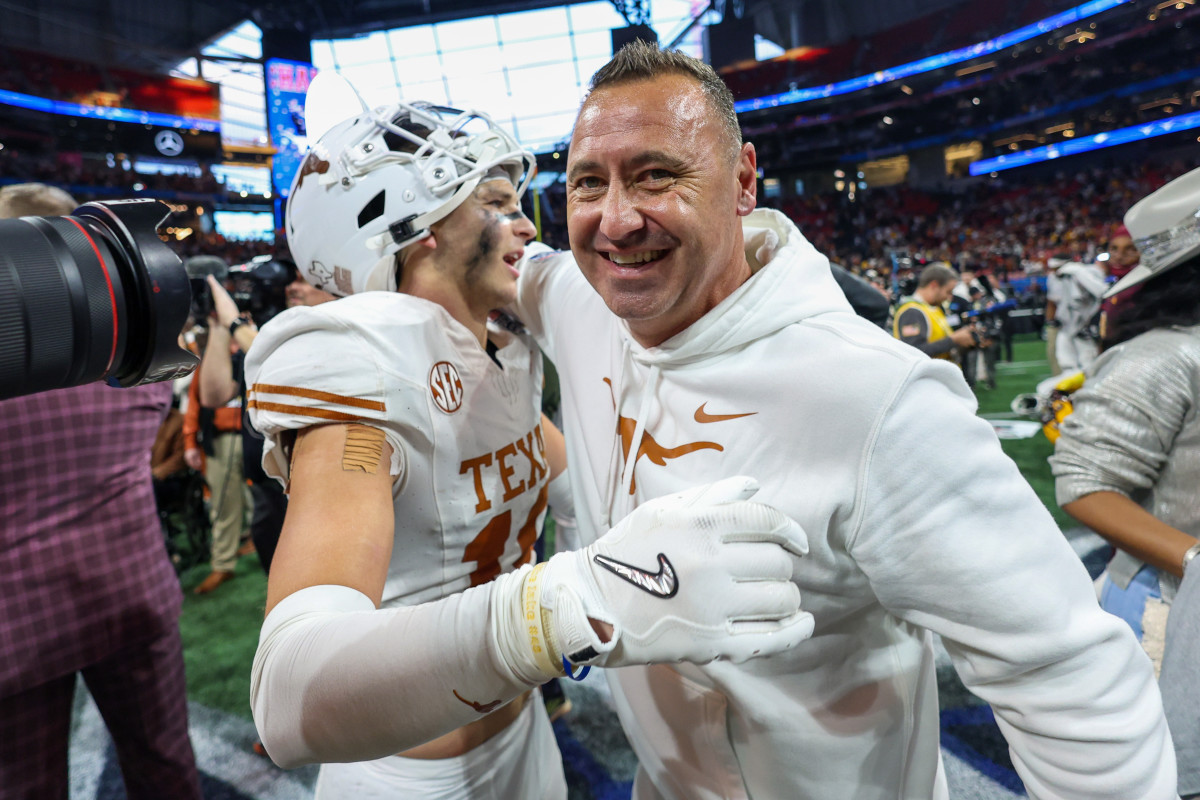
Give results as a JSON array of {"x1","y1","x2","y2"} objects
[
  {"x1": 213, "y1": 210, "x2": 275, "y2": 241},
  {"x1": 265, "y1": 58, "x2": 318, "y2": 198}
]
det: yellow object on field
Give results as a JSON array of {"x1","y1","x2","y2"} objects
[
  {"x1": 1054, "y1": 372, "x2": 1086, "y2": 394},
  {"x1": 1043, "y1": 371, "x2": 1086, "y2": 443}
]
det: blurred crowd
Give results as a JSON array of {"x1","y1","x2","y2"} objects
[
  {"x1": 0, "y1": 148, "x2": 275, "y2": 264},
  {"x1": 536, "y1": 158, "x2": 1189, "y2": 288},
  {"x1": 0, "y1": 148, "x2": 223, "y2": 194},
  {"x1": 722, "y1": 0, "x2": 1058, "y2": 101},
  {"x1": 0, "y1": 46, "x2": 217, "y2": 118},
  {"x1": 777, "y1": 160, "x2": 1185, "y2": 277}
]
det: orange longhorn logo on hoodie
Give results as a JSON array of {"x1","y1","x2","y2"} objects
[{"x1": 616, "y1": 415, "x2": 723, "y2": 494}]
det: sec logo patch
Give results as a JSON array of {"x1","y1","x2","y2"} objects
[{"x1": 430, "y1": 361, "x2": 464, "y2": 414}]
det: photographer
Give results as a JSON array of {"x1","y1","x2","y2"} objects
[
  {"x1": 197, "y1": 263, "x2": 333, "y2": 575},
  {"x1": 892, "y1": 262, "x2": 986, "y2": 363},
  {"x1": 184, "y1": 257, "x2": 249, "y2": 596},
  {"x1": 0, "y1": 183, "x2": 201, "y2": 799},
  {"x1": 953, "y1": 272, "x2": 1012, "y2": 390}
]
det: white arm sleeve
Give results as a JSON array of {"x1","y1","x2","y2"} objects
[
  {"x1": 251, "y1": 573, "x2": 538, "y2": 768},
  {"x1": 253, "y1": 478, "x2": 817, "y2": 768}
]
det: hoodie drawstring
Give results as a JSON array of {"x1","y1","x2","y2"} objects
[{"x1": 600, "y1": 340, "x2": 629, "y2": 528}]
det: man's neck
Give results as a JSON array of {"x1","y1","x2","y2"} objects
[
  {"x1": 399, "y1": 261, "x2": 489, "y2": 348},
  {"x1": 628, "y1": 255, "x2": 754, "y2": 348},
  {"x1": 915, "y1": 287, "x2": 942, "y2": 306}
]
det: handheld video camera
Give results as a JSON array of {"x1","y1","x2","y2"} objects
[
  {"x1": 962, "y1": 298, "x2": 1017, "y2": 342},
  {"x1": 227, "y1": 255, "x2": 297, "y2": 327}
]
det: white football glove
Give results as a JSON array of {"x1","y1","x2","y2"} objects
[{"x1": 517, "y1": 476, "x2": 813, "y2": 677}]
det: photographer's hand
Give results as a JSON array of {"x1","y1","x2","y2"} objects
[
  {"x1": 205, "y1": 274, "x2": 257, "y2": 354},
  {"x1": 950, "y1": 327, "x2": 978, "y2": 349},
  {"x1": 198, "y1": 276, "x2": 251, "y2": 408},
  {"x1": 207, "y1": 275, "x2": 241, "y2": 330}
]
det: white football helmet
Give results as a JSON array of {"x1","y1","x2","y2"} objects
[{"x1": 285, "y1": 75, "x2": 535, "y2": 296}]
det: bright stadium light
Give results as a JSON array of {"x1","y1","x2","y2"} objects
[{"x1": 970, "y1": 109, "x2": 1200, "y2": 175}]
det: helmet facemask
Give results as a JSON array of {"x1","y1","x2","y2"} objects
[{"x1": 286, "y1": 74, "x2": 535, "y2": 297}]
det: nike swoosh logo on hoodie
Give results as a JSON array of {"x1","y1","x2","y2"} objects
[{"x1": 694, "y1": 403, "x2": 757, "y2": 423}]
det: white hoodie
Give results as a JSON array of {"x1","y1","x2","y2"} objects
[{"x1": 514, "y1": 209, "x2": 1175, "y2": 800}]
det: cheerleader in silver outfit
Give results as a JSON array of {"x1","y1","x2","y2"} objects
[{"x1": 1051, "y1": 165, "x2": 1200, "y2": 799}]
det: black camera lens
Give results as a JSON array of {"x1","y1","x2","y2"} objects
[
  {"x1": 0, "y1": 199, "x2": 198, "y2": 401},
  {"x1": 189, "y1": 276, "x2": 213, "y2": 322}
]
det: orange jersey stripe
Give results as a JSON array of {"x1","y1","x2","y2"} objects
[
  {"x1": 247, "y1": 399, "x2": 369, "y2": 423},
  {"x1": 251, "y1": 383, "x2": 385, "y2": 412}
]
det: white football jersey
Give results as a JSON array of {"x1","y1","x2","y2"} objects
[{"x1": 245, "y1": 292, "x2": 548, "y2": 607}]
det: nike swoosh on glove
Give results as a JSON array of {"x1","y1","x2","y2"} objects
[{"x1": 528, "y1": 476, "x2": 814, "y2": 674}]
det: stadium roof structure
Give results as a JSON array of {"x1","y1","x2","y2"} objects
[
  {"x1": 0, "y1": 0, "x2": 597, "y2": 74},
  {"x1": 0, "y1": 0, "x2": 979, "y2": 76}
]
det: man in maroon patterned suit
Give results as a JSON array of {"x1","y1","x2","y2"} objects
[{"x1": 0, "y1": 182, "x2": 202, "y2": 800}]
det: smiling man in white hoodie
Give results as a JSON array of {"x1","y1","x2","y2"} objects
[
  {"x1": 512, "y1": 40, "x2": 1178, "y2": 800},
  {"x1": 245, "y1": 76, "x2": 817, "y2": 800}
]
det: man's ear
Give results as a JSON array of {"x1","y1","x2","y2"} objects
[
  {"x1": 394, "y1": 233, "x2": 435, "y2": 291},
  {"x1": 420, "y1": 227, "x2": 440, "y2": 251},
  {"x1": 735, "y1": 142, "x2": 757, "y2": 217}
]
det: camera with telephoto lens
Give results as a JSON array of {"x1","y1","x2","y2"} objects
[
  {"x1": 0, "y1": 199, "x2": 198, "y2": 401},
  {"x1": 188, "y1": 254, "x2": 295, "y2": 329},
  {"x1": 227, "y1": 255, "x2": 296, "y2": 327},
  {"x1": 962, "y1": 298, "x2": 1017, "y2": 343}
]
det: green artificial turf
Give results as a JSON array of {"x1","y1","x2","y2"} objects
[
  {"x1": 176, "y1": 333, "x2": 1070, "y2": 719},
  {"x1": 972, "y1": 335, "x2": 1075, "y2": 530},
  {"x1": 178, "y1": 553, "x2": 268, "y2": 719}
]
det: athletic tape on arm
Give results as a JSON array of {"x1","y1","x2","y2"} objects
[{"x1": 341, "y1": 425, "x2": 385, "y2": 473}]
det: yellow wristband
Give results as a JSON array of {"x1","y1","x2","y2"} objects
[{"x1": 522, "y1": 563, "x2": 563, "y2": 677}]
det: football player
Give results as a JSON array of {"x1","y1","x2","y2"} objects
[{"x1": 246, "y1": 75, "x2": 815, "y2": 799}]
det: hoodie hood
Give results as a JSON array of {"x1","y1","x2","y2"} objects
[
  {"x1": 619, "y1": 208, "x2": 853, "y2": 369},
  {"x1": 602, "y1": 208, "x2": 852, "y2": 524}
]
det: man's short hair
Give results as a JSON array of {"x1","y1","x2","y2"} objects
[
  {"x1": 0, "y1": 183, "x2": 77, "y2": 219},
  {"x1": 585, "y1": 39, "x2": 743, "y2": 161},
  {"x1": 917, "y1": 263, "x2": 959, "y2": 288}
]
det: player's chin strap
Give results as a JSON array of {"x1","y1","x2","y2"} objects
[
  {"x1": 358, "y1": 177, "x2": 483, "y2": 293},
  {"x1": 362, "y1": 119, "x2": 532, "y2": 251},
  {"x1": 362, "y1": 176, "x2": 483, "y2": 258}
]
